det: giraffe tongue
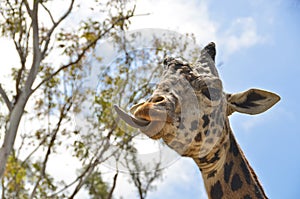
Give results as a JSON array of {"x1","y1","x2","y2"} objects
[{"x1": 113, "y1": 105, "x2": 150, "y2": 128}]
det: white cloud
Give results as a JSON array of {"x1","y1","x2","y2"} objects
[
  {"x1": 130, "y1": 1, "x2": 266, "y2": 59},
  {"x1": 220, "y1": 17, "x2": 266, "y2": 57},
  {"x1": 230, "y1": 105, "x2": 282, "y2": 134},
  {"x1": 106, "y1": 157, "x2": 208, "y2": 199},
  {"x1": 130, "y1": 0, "x2": 218, "y2": 45},
  {"x1": 147, "y1": 158, "x2": 208, "y2": 199}
]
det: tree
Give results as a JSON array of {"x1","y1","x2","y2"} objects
[
  {"x1": 0, "y1": 0, "x2": 202, "y2": 198},
  {"x1": 0, "y1": 0, "x2": 141, "y2": 198}
]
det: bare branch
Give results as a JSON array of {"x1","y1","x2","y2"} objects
[
  {"x1": 67, "y1": 121, "x2": 124, "y2": 198},
  {"x1": 24, "y1": 22, "x2": 32, "y2": 64},
  {"x1": 21, "y1": 134, "x2": 48, "y2": 165},
  {"x1": 0, "y1": 84, "x2": 12, "y2": 112},
  {"x1": 144, "y1": 164, "x2": 161, "y2": 193},
  {"x1": 16, "y1": 135, "x2": 26, "y2": 158},
  {"x1": 23, "y1": 0, "x2": 41, "y2": 95},
  {"x1": 48, "y1": 144, "x2": 107, "y2": 198},
  {"x1": 17, "y1": 1, "x2": 25, "y2": 49},
  {"x1": 8, "y1": 2, "x2": 28, "y2": 100},
  {"x1": 41, "y1": 3, "x2": 55, "y2": 25},
  {"x1": 22, "y1": 0, "x2": 32, "y2": 17},
  {"x1": 48, "y1": 176, "x2": 80, "y2": 197},
  {"x1": 21, "y1": 136, "x2": 48, "y2": 166},
  {"x1": 124, "y1": 148, "x2": 162, "y2": 199},
  {"x1": 41, "y1": 0, "x2": 75, "y2": 57},
  {"x1": 107, "y1": 172, "x2": 118, "y2": 199},
  {"x1": 32, "y1": 13, "x2": 135, "y2": 94},
  {"x1": 14, "y1": 46, "x2": 26, "y2": 99},
  {"x1": 67, "y1": 158, "x2": 99, "y2": 199},
  {"x1": 30, "y1": 97, "x2": 73, "y2": 198},
  {"x1": 49, "y1": 120, "x2": 125, "y2": 198}
]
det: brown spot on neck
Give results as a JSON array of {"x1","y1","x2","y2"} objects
[{"x1": 194, "y1": 126, "x2": 268, "y2": 199}]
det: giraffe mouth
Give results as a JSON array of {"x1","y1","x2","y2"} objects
[{"x1": 114, "y1": 105, "x2": 166, "y2": 139}]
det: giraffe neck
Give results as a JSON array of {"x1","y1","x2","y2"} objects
[{"x1": 193, "y1": 121, "x2": 267, "y2": 199}]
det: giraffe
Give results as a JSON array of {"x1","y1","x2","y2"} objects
[{"x1": 114, "y1": 42, "x2": 280, "y2": 199}]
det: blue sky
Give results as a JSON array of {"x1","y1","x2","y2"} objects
[{"x1": 115, "y1": 0, "x2": 300, "y2": 198}]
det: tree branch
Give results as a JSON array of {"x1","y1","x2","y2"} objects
[
  {"x1": 41, "y1": 0, "x2": 75, "y2": 58},
  {"x1": 40, "y1": 3, "x2": 55, "y2": 25},
  {"x1": 23, "y1": 0, "x2": 41, "y2": 96},
  {"x1": 67, "y1": 158, "x2": 99, "y2": 199},
  {"x1": 48, "y1": 175, "x2": 81, "y2": 198},
  {"x1": 22, "y1": 0, "x2": 32, "y2": 17},
  {"x1": 14, "y1": 48, "x2": 26, "y2": 100},
  {"x1": 7, "y1": 2, "x2": 28, "y2": 101},
  {"x1": 106, "y1": 172, "x2": 118, "y2": 199},
  {"x1": 1, "y1": 177, "x2": 5, "y2": 198},
  {"x1": 48, "y1": 120, "x2": 129, "y2": 198},
  {"x1": 30, "y1": 96, "x2": 73, "y2": 198},
  {"x1": 21, "y1": 134, "x2": 48, "y2": 166},
  {"x1": 0, "y1": 84, "x2": 12, "y2": 112},
  {"x1": 48, "y1": 143, "x2": 105, "y2": 198},
  {"x1": 67, "y1": 120, "x2": 123, "y2": 198},
  {"x1": 32, "y1": 13, "x2": 135, "y2": 94}
]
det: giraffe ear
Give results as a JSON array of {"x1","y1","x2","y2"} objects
[{"x1": 226, "y1": 89, "x2": 280, "y2": 116}]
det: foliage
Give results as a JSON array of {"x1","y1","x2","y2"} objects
[
  {"x1": 83, "y1": 170, "x2": 110, "y2": 199},
  {"x1": 0, "y1": 0, "x2": 202, "y2": 198},
  {"x1": 0, "y1": 0, "x2": 139, "y2": 198}
]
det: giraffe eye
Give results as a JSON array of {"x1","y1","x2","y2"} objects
[{"x1": 202, "y1": 87, "x2": 222, "y2": 101}]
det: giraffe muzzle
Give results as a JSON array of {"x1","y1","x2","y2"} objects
[
  {"x1": 113, "y1": 105, "x2": 165, "y2": 139},
  {"x1": 114, "y1": 105, "x2": 150, "y2": 127}
]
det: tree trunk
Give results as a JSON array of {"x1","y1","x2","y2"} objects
[{"x1": 0, "y1": 92, "x2": 28, "y2": 178}]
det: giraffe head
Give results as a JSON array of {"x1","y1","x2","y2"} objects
[{"x1": 115, "y1": 42, "x2": 280, "y2": 158}]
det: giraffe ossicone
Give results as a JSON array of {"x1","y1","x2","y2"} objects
[{"x1": 114, "y1": 42, "x2": 280, "y2": 199}]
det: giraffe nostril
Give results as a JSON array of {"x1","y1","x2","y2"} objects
[{"x1": 150, "y1": 96, "x2": 165, "y2": 103}]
